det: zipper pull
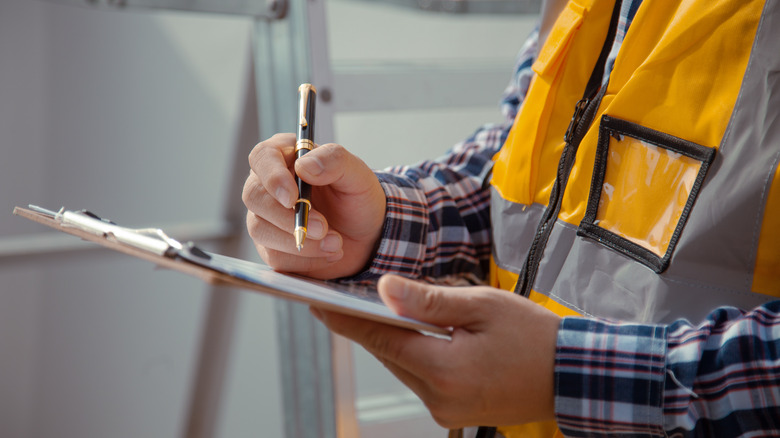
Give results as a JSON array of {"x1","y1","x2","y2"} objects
[{"x1": 564, "y1": 98, "x2": 590, "y2": 144}]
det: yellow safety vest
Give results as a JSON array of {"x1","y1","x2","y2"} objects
[{"x1": 488, "y1": 0, "x2": 780, "y2": 436}]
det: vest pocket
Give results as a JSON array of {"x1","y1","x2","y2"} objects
[
  {"x1": 532, "y1": 1, "x2": 586, "y2": 78},
  {"x1": 577, "y1": 115, "x2": 716, "y2": 273}
]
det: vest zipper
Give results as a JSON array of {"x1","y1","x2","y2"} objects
[
  {"x1": 476, "y1": 5, "x2": 627, "y2": 438},
  {"x1": 514, "y1": 0, "x2": 623, "y2": 298}
]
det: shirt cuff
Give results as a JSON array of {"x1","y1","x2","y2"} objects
[
  {"x1": 554, "y1": 317, "x2": 667, "y2": 437},
  {"x1": 346, "y1": 171, "x2": 429, "y2": 283}
]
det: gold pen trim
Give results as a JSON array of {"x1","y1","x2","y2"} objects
[
  {"x1": 295, "y1": 198, "x2": 312, "y2": 209},
  {"x1": 295, "y1": 139, "x2": 315, "y2": 152},
  {"x1": 293, "y1": 227, "x2": 307, "y2": 252},
  {"x1": 298, "y1": 83, "x2": 316, "y2": 128}
]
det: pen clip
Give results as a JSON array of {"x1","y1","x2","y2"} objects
[
  {"x1": 298, "y1": 83, "x2": 312, "y2": 128},
  {"x1": 298, "y1": 83, "x2": 318, "y2": 129}
]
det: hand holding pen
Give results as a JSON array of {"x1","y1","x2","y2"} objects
[{"x1": 242, "y1": 85, "x2": 387, "y2": 280}]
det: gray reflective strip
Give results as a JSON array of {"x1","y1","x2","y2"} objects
[
  {"x1": 492, "y1": 1, "x2": 780, "y2": 324},
  {"x1": 536, "y1": 223, "x2": 775, "y2": 324},
  {"x1": 667, "y1": 0, "x2": 780, "y2": 291},
  {"x1": 490, "y1": 187, "x2": 544, "y2": 273}
]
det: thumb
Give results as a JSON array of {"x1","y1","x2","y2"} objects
[
  {"x1": 377, "y1": 275, "x2": 481, "y2": 328},
  {"x1": 295, "y1": 143, "x2": 376, "y2": 195}
]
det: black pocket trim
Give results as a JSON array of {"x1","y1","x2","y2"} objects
[{"x1": 577, "y1": 115, "x2": 717, "y2": 273}]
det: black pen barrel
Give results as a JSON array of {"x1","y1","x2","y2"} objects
[{"x1": 294, "y1": 84, "x2": 317, "y2": 250}]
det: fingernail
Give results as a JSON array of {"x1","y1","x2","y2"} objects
[
  {"x1": 320, "y1": 232, "x2": 342, "y2": 253},
  {"x1": 298, "y1": 155, "x2": 324, "y2": 176},
  {"x1": 308, "y1": 219, "x2": 325, "y2": 238},
  {"x1": 276, "y1": 187, "x2": 292, "y2": 208}
]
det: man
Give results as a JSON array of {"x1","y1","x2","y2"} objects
[{"x1": 242, "y1": 0, "x2": 780, "y2": 436}]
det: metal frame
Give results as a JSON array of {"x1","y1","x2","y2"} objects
[
  {"x1": 351, "y1": 0, "x2": 541, "y2": 14},
  {"x1": 252, "y1": 1, "x2": 351, "y2": 437},
  {"x1": 40, "y1": 0, "x2": 288, "y2": 19}
]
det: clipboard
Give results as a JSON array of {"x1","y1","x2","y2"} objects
[{"x1": 13, "y1": 205, "x2": 450, "y2": 336}]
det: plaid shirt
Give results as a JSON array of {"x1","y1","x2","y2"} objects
[
  {"x1": 352, "y1": 0, "x2": 780, "y2": 435},
  {"x1": 349, "y1": 27, "x2": 539, "y2": 286},
  {"x1": 557, "y1": 301, "x2": 780, "y2": 437}
]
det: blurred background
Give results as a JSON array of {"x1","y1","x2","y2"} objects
[{"x1": 0, "y1": 0, "x2": 537, "y2": 436}]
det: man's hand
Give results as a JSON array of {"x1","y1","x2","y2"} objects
[
  {"x1": 242, "y1": 133, "x2": 386, "y2": 279},
  {"x1": 312, "y1": 274, "x2": 561, "y2": 429}
]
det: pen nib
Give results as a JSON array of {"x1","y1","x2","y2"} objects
[{"x1": 294, "y1": 227, "x2": 306, "y2": 252}]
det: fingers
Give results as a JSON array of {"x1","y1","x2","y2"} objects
[
  {"x1": 244, "y1": 135, "x2": 385, "y2": 278},
  {"x1": 312, "y1": 279, "x2": 561, "y2": 427},
  {"x1": 248, "y1": 133, "x2": 298, "y2": 209},
  {"x1": 310, "y1": 306, "x2": 478, "y2": 429},
  {"x1": 245, "y1": 211, "x2": 341, "y2": 255},
  {"x1": 246, "y1": 212, "x2": 344, "y2": 272},
  {"x1": 248, "y1": 137, "x2": 374, "y2": 209},
  {"x1": 311, "y1": 304, "x2": 441, "y2": 360},
  {"x1": 243, "y1": 173, "x2": 328, "y2": 240},
  {"x1": 244, "y1": 136, "x2": 346, "y2": 270},
  {"x1": 311, "y1": 306, "x2": 457, "y2": 405}
]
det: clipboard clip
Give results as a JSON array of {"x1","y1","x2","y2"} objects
[{"x1": 27, "y1": 204, "x2": 205, "y2": 259}]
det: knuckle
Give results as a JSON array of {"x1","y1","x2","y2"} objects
[
  {"x1": 258, "y1": 247, "x2": 285, "y2": 269},
  {"x1": 248, "y1": 143, "x2": 261, "y2": 166},
  {"x1": 248, "y1": 145, "x2": 261, "y2": 166},
  {"x1": 245, "y1": 213, "x2": 265, "y2": 241},
  {"x1": 241, "y1": 179, "x2": 252, "y2": 205},
  {"x1": 364, "y1": 329, "x2": 405, "y2": 362},
  {"x1": 246, "y1": 213, "x2": 279, "y2": 247},
  {"x1": 249, "y1": 137, "x2": 276, "y2": 166},
  {"x1": 320, "y1": 143, "x2": 348, "y2": 162},
  {"x1": 474, "y1": 288, "x2": 508, "y2": 313},
  {"x1": 250, "y1": 133, "x2": 294, "y2": 167},
  {"x1": 253, "y1": 141, "x2": 273, "y2": 165},
  {"x1": 265, "y1": 169, "x2": 293, "y2": 193},
  {"x1": 421, "y1": 287, "x2": 445, "y2": 315},
  {"x1": 241, "y1": 176, "x2": 261, "y2": 208}
]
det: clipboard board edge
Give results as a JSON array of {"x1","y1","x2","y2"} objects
[{"x1": 13, "y1": 206, "x2": 450, "y2": 335}]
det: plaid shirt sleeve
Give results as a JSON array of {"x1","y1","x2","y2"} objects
[
  {"x1": 555, "y1": 300, "x2": 780, "y2": 437},
  {"x1": 347, "y1": 28, "x2": 539, "y2": 285}
]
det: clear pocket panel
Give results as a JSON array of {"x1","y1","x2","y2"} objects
[{"x1": 578, "y1": 116, "x2": 716, "y2": 272}]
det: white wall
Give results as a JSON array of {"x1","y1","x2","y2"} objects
[{"x1": 0, "y1": 1, "x2": 283, "y2": 437}]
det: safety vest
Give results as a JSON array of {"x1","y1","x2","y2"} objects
[{"x1": 488, "y1": 0, "x2": 780, "y2": 436}]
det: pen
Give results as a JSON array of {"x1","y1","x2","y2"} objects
[{"x1": 294, "y1": 83, "x2": 316, "y2": 251}]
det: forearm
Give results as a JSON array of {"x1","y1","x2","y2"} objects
[
  {"x1": 554, "y1": 301, "x2": 780, "y2": 437},
  {"x1": 350, "y1": 125, "x2": 507, "y2": 284}
]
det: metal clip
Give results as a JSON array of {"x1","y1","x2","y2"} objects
[{"x1": 298, "y1": 83, "x2": 313, "y2": 128}]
